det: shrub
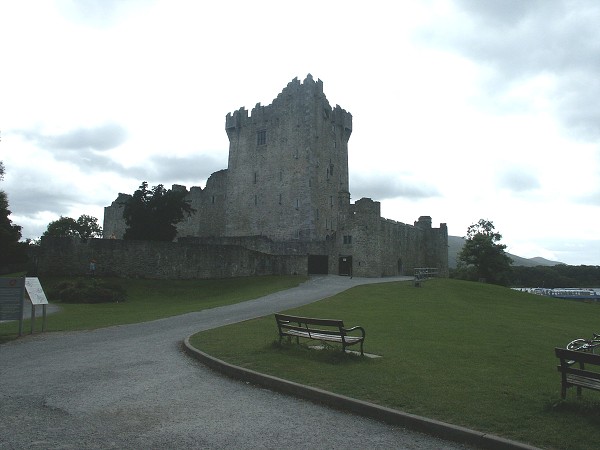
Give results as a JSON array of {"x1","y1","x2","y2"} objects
[{"x1": 49, "y1": 278, "x2": 126, "y2": 304}]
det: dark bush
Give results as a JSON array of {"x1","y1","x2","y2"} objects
[{"x1": 49, "y1": 278, "x2": 126, "y2": 304}]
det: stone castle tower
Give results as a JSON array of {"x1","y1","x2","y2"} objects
[
  {"x1": 224, "y1": 74, "x2": 352, "y2": 241},
  {"x1": 103, "y1": 75, "x2": 448, "y2": 278}
]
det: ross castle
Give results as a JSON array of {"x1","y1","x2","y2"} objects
[{"x1": 103, "y1": 75, "x2": 448, "y2": 278}]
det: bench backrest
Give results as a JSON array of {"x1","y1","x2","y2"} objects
[
  {"x1": 275, "y1": 313, "x2": 345, "y2": 336},
  {"x1": 555, "y1": 347, "x2": 600, "y2": 366}
]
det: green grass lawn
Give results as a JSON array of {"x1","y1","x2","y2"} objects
[
  {"x1": 190, "y1": 278, "x2": 600, "y2": 450},
  {"x1": 0, "y1": 275, "x2": 306, "y2": 342}
]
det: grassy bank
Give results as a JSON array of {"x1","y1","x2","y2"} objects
[
  {"x1": 190, "y1": 278, "x2": 600, "y2": 449},
  {"x1": 0, "y1": 275, "x2": 306, "y2": 342}
]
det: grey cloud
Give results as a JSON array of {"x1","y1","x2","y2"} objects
[
  {"x1": 543, "y1": 238, "x2": 600, "y2": 266},
  {"x1": 497, "y1": 169, "x2": 540, "y2": 192},
  {"x1": 144, "y1": 154, "x2": 227, "y2": 185},
  {"x1": 16, "y1": 124, "x2": 225, "y2": 183},
  {"x1": 22, "y1": 123, "x2": 129, "y2": 151},
  {"x1": 4, "y1": 172, "x2": 81, "y2": 216},
  {"x1": 57, "y1": 0, "x2": 153, "y2": 28},
  {"x1": 351, "y1": 173, "x2": 441, "y2": 201},
  {"x1": 455, "y1": 0, "x2": 560, "y2": 28},
  {"x1": 578, "y1": 189, "x2": 600, "y2": 206},
  {"x1": 62, "y1": 152, "x2": 227, "y2": 187},
  {"x1": 420, "y1": 0, "x2": 600, "y2": 141},
  {"x1": 3, "y1": 151, "x2": 226, "y2": 230}
]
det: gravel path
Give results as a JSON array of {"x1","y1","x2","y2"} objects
[{"x1": 0, "y1": 276, "x2": 469, "y2": 449}]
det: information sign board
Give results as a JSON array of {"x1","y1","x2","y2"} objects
[
  {"x1": 25, "y1": 277, "x2": 49, "y2": 305},
  {"x1": 0, "y1": 278, "x2": 25, "y2": 321}
]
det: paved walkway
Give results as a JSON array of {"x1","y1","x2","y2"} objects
[{"x1": 1, "y1": 276, "x2": 470, "y2": 449}]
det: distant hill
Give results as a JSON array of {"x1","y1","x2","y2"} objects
[{"x1": 448, "y1": 236, "x2": 563, "y2": 269}]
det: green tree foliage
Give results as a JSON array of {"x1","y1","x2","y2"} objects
[
  {"x1": 44, "y1": 216, "x2": 78, "y2": 237},
  {"x1": 122, "y1": 182, "x2": 194, "y2": 241},
  {"x1": 509, "y1": 264, "x2": 600, "y2": 288},
  {"x1": 0, "y1": 191, "x2": 27, "y2": 267},
  {"x1": 456, "y1": 219, "x2": 513, "y2": 285},
  {"x1": 75, "y1": 215, "x2": 103, "y2": 239},
  {"x1": 43, "y1": 214, "x2": 103, "y2": 239},
  {"x1": 0, "y1": 161, "x2": 28, "y2": 268}
]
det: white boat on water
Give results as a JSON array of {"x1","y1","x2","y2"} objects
[
  {"x1": 547, "y1": 288, "x2": 600, "y2": 300},
  {"x1": 513, "y1": 287, "x2": 600, "y2": 300}
]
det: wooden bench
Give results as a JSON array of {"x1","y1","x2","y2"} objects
[
  {"x1": 555, "y1": 347, "x2": 600, "y2": 399},
  {"x1": 275, "y1": 313, "x2": 366, "y2": 356}
]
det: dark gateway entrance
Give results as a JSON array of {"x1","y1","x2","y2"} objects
[
  {"x1": 338, "y1": 256, "x2": 353, "y2": 276},
  {"x1": 307, "y1": 255, "x2": 328, "y2": 274}
]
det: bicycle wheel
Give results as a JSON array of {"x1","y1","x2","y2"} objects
[{"x1": 567, "y1": 339, "x2": 589, "y2": 351}]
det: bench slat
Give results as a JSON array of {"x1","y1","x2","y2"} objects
[
  {"x1": 555, "y1": 348, "x2": 600, "y2": 365},
  {"x1": 566, "y1": 374, "x2": 600, "y2": 391},
  {"x1": 275, "y1": 313, "x2": 344, "y2": 328},
  {"x1": 283, "y1": 329, "x2": 363, "y2": 344},
  {"x1": 279, "y1": 324, "x2": 347, "y2": 337}
]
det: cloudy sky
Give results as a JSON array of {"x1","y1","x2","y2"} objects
[{"x1": 1, "y1": 0, "x2": 599, "y2": 265}]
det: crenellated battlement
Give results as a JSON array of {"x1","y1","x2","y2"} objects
[{"x1": 225, "y1": 74, "x2": 351, "y2": 135}]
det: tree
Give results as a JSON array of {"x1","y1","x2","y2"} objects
[
  {"x1": 457, "y1": 219, "x2": 512, "y2": 285},
  {"x1": 44, "y1": 216, "x2": 78, "y2": 237},
  {"x1": 76, "y1": 215, "x2": 103, "y2": 239},
  {"x1": 0, "y1": 161, "x2": 28, "y2": 268},
  {"x1": 122, "y1": 182, "x2": 194, "y2": 241},
  {"x1": 43, "y1": 214, "x2": 103, "y2": 239}
]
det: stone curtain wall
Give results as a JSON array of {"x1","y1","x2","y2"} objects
[{"x1": 36, "y1": 237, "x2": 308, "y2": 279}]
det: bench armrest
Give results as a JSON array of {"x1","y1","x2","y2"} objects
[{"x1": 342, "y1": 326, "x2": 365, "y2": 339}]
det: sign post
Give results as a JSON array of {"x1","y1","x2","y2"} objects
[
  {"x1": 25, "y1": 277, "x2": 49, "y2": 333},
  {"x1": 0, "y1": 278, "x2": 25, "y2": 336}
]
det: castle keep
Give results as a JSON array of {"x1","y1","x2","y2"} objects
[{"x1": 101, "y1": 75, "x2": 448, "y2": 278}]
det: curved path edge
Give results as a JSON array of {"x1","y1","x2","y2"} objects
[{"x1": 182, "y1": 337, "x2": 540, "y2": 450}]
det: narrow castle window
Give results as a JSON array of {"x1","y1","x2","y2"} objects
[
  {"x1": 254, "y1": 172, "x2": 258, "y2": 184},
  {"x1": 279, "y1": 193, "x2": 282, "y2": 205},
  {"x1": 296, "y1": 199, "x2": 299, "y2": 209},
  {"x1": 343, "y1": 235, "x2": 352, "y2": 244},
  {"x1": 254, "y1": 195, "x2": 258, "y2": 205},
  {"x1": 257, "y1": 129, "x2": 266, "y2": 145},
  {"x1": 211, "y1": 195, "x2": 215, "y2": 204}
]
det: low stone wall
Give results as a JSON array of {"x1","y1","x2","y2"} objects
[{"x1": 36, "y1": 237, "x2": 308, "y2": 279}]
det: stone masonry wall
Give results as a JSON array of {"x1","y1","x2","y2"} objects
[
  {"x1": 224, "y1": 75, "x2": 352, "y2": 241},
  {"x1": 37, "y1": 237, "x2": 307, "y2": 279}
]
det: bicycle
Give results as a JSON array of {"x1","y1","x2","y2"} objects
[{"x1": 566, "y1": 333, "x2": 600, "y2": 353}]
